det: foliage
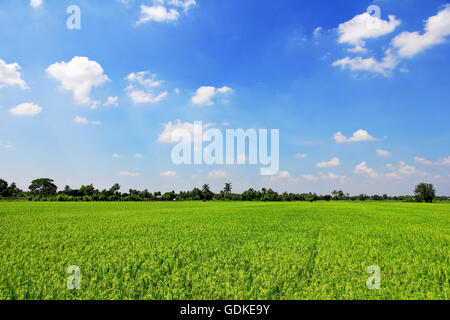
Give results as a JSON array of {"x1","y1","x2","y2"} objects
[{"x1": 414, "y1": 183, "x2": 436, "y2": 203}]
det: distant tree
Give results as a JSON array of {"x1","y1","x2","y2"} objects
[
  {"x1": 0, "y1": 179, "x2": 8, "y2": 197},
  {"x1": 29, "y1": 178, "x2": 57, "y2": 196},
  {"x1": 324, "y1": 195, "x2": 331, "y2": 201},
  {"x1": 80, "y1": 184, "x2": 95, "y2": 196},
  {"x1": 164, "y1": 191, "x2": 176, "y2": 201},
  {"x1": 306, "y1": 193, "x2": 317, "y2": 202},
  {"x1": 414, "y1": 183, "x2": 436, "y2": 203},
  {"x1": 382, "y1": 194, "x2": 388, "y2": 201},
  {"x1": 110, "y1": 183, "x2": 121, "y2": 194},
  {"x1": 223, "y1": 182, "x2": 232, "y2": 200},
  {"x1": 202, "y1": 184, "x2": 213, "y2": 201},
  {"x1": 6, "y1": 183, "x2": 22, "y2": 197}
]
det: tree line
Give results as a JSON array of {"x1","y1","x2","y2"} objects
[{"x1": 0, "y1": 178, "x2": 442, "y2": 203}]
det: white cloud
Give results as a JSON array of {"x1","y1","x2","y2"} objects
[
  {"x1": 332, "y1": 49, "x2": 398, "y2": 76},
  {"x1": 120, "y1": 171, "x2": 140, "y2": 177},
  {"x1": 269, "y1": 171, "x2": 292, "y2": 182},
  {"x1": 128, "y1": 90, "x2": 168, "y2": 104},
  {"x1": 46, "y1": 57, "x2": 109, "y2": 108},
  {"x1": 126, "y1": 71, "x2": 163, "y2": 88},
  {"x1": 317, "y1": 157, "x2": 341, "y2": 168},
  {"x1": 73, "y1": 116, "x2": 101, "y2": 125},
  {"x1": 376, "y1": 149, "x2": 391, "y2": 157},
  {"x1": 158, "y1": 120, "x2": 213, "y2": 143},
  {"x1": 112, "y1": 153, "x2": 121, "y2": 159},
  {"x1": 302, "y1": 175, "x2": 320, "y2": 182},
  {"x1": 355, "y1": 161, "x2": 432, "y2": 180},
  {"x1": 295, "y1": 153, "x2": 308, "y2": 159},
  {"x1": 137, "y1": 4, "x2": 180, "y2": 24},
  {"x1": 125, "y1": 71, "x2": 167, "y2": 104},
  {"x1": 29, "y1": 0, "x2": 43, "y2": 8},
  {"x1": 103, "y1": 96, "x2": 119, "y2": 107},
  {"x1": 9, "y1": 103, "x2": 42, "y2": 116},
  {"x1": 333, "y1": 6, "x2": 450, "y2": 76},
  {"x1": 414, "y1": 156, "x2": 450, "y2": 166},
  {"x1": 169, "y1": 0, "x2": 196, "y2": 12},
  {"x1": 0, "y1": 59, "x2": 28, "y2": 89},
  {"x1": 320, "y1": 172, "x2": 348, "y2": 184},
  {"x1": 278, "y1": 171, "x2": 291, "y2": 178},
  {"x1": 355, "y1": 161, "x2": 379, "y2": 178},
  {"x1": 208, "y1": 170, "x2": 228, "y2": 178},
  {"x1": 192, "y1": 86, "x2": 233, "y2": 106},
  {"x1": 392, "y1": 5, "x2": 450, "y2": 58},
  {"x1": 160, "y1": 171, "x2": 177, "y2": 177},
  {"x1": 337, "y1": 12, "x2": 400, "y2": 52},
  {"x1": 134, "y1": 153, "x2": 144, "y2": 159},
  {"x1": 333, "y1": 129, "x2": 377, "y2": 143}
]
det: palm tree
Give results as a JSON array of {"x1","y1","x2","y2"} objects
[{"x1": 223, "y1": 182, "x2": 232, "y2": 200}]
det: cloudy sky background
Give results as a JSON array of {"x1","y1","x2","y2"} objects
[{"x1": 1, "y1": 0, "x2": 449, "y2": 195}]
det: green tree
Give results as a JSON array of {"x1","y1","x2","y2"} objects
[
  {"x1": 414, "y1": 183, "x2": 436, "y2": 203},
  {"x1": 29, "y1": 178, "x2": 58, "y2": 196},
  {"x1": 202, "y1": 184, "x2": 213, "y2": 201},
  {"x1": 223, "y1": 182, "x2": 232, "y2": 200},
  {"x1": 0, "y1": 179, "x2": 8, "y2": 197}
]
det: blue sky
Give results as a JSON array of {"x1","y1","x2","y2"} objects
[{"x1": 1, "y1": 0, "x2": 449, "y2": 195}]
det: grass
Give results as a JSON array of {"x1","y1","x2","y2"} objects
[{"x1": 0, "y1": 201, "x2": 448, "y2": 300}]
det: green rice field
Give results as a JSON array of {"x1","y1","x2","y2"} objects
[{"x1": 0, "y1": 201, "x2": 448, "y2": 300}]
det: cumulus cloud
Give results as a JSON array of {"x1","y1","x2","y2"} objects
[
  {"x1": 125, "y1": 71, "x2": 167, "y2": 104},
  {"x1": 128, "y1": 90, "x2": 168, "y2": 104},
  {"x1": 160, "y1": 171, "x2": 177, "y2": 177},
  {"x1": 269, "y1": 171, "x2": 293, "y2": 182},
  {"x1": 317, "y1": 157, "x2": 341, "y2": 168},
  {"x1": 157, "y1": 120, "x2": 214, "y2": 143},
  {"x1": 134, "y1": 153, "x2": 144, "y2": 159},
  {"x1": 192, "y1": 86, "x2": 233, "y2": 106},
  {"x1": 0, "y1": 59, "x2": 28, "y2": 89},
  {"x1": 320, "y1": 172, "x2": 348, "y2": 184},
  {"x1": 333, "y1": 129, "x2": 377, "y2": 143},
  {"x1": 355, "y1": 161, "x2": 433, "y2": 180},
  {"x1": 73, "y1": 116, "x2": 101, "y2": 125},
  {"x1": 333, "y1": 6, "x2": 450, "y2": 76},
  {"x1": 355, "y1": 161, "x2": 379, "y2": 178},
  {"x1": 103, "y1": 96, "x2": 119, "y2": 107},
  {"x1": 337, "y1": 12, "x2": 401, "y2": 52},
  {"x1": 46, "y1": 57, "x2": 109, "y2": 108},
  {"x1": 0, "y1": 140, "x2": 13, "y2": 149},
  {"x1": 414, "y1": 156, "x2": 450, "y2": 166},
  {"x1": 169, "y1": 0, "x2": 196, "y2": 12},
  {"x1": 208, "y1": 170, "x2": 228, "y2": 178},
  {"x1": 120, "y1": 171, "x2": 140, "y2": 177},
  {"x1": 332, "y1": 49, "x2": 398, "y2": 76},
  {"x1": 137, "y1": 4, "x2": 179, "y2": 24},
  {"x1": 392, "y1": 5, "x2": 450, "y2": 58},
  {"x1": 376, "y1": 149, "x2": 391, "y2": 157},
  {"x1": 302, "y1": 175, "x2": 320, "y2": 182},
  {"x1": 112, "y1": 153, "x2": 121, "y2": 159},
  {"x1": 137, "y1": 1, "x2": 196, "y2": 24},
  {"x1": 29, "y1": 0, "x2": 43, "y2": 8},
  {"x1": 9, "y1": 103, "x2": 42, "y2": 116}
]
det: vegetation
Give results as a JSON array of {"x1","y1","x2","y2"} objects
[
  {"x1": 414, "y1": 183, "x2": 436, "y2": 203},
  {"x1": 0, "y1": 201, "x2": 448, "y2": 300},
  {"x1": 0, "y1": 178, "x2": 447, "y2": 203}
]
